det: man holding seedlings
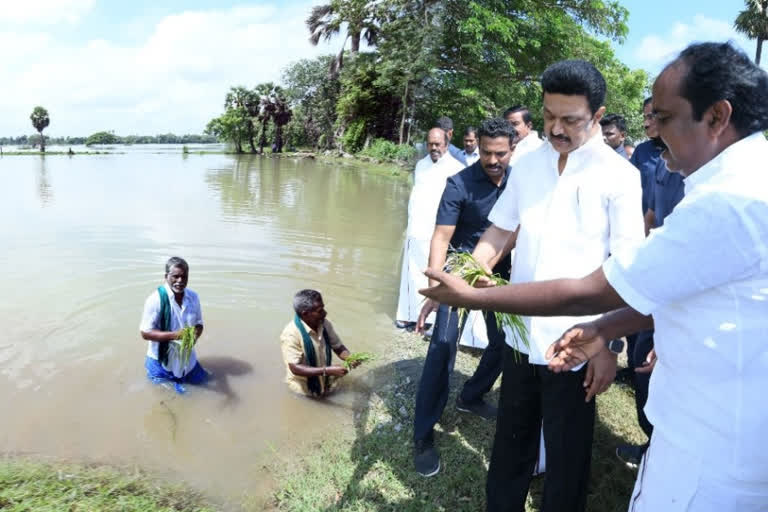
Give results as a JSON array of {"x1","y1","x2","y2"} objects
[
  {"x1": 395, "y1": 128, "x2": 464, "y2": 330},
  {"x1": 431, "y1": 60, "x2": 644, "y2": 510},
  {"x1": 411, "y1": 118, "x2": 518, "y2": 477},
  {"x1": 421, "y1": 43, "x2": 768, "y2": 511},
  {"x1": 140, "y1": 257, "x2": 207, "y2": 393},
  {"x1": 281, "y1": 289, "x2": 360, "y2": 397}
]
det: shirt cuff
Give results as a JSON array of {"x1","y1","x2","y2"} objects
[{"x1": 602, "y1": 257, "x2": 657, "y2": 316}]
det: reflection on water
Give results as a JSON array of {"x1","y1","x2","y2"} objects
[
  {"x1": 36, "y1": 156, "x2": 53, "y2": 206},
  {"x1": 0, "y1": 151, "x2": 409, "y2": 504}
]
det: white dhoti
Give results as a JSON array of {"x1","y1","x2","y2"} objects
[
  {"x1": 396, "y1": 237, "x2": 434, "y2": 323},
  {"x1": 629, "y1": 432, "x2": 768, "y2": 512},
  {"x1": 459, "y1": 310, "x2": 489, "y2": 348}
]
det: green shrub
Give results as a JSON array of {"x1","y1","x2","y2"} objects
[{"x1": 359, "y1": 138, "x2": 417, "y2": 163}]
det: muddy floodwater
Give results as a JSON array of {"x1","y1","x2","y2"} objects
[{"x1": 0, "y1": 148, "x2": 410, "y2": 506}]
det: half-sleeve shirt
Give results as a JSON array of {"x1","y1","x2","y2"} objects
[
  {"x1": 435, "y1": 160, "x2": 511, "y2": 278},
  {"x1": 280, "y1": 318, "x2": 343, "y2": 396},
  {"x1": 603, "y1": 132, "x2": 768, "y2": 482}
]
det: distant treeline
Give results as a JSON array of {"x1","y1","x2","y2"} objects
[{"x1": 0, "y1": 132, "x2": 218, "y2": 146}]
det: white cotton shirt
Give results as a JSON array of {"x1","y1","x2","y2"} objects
[
  {"x1": 510, "y1": 130, "x2": 544, "y2": 166},
  {"x1": 603, "y1": 132, "x2": 768, "y2": 483},
  {"x1": 139, "y1": 283, "x2": 203, "y2": 377},
  {"x1": 489, "y1": 131, "x2": 644, "y2": 364},
  {"x1": 406, "y1": 152, "x2": 464, "y2": 240}
]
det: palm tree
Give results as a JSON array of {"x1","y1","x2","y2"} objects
[
  {"x1": 271, "y1": 88, "x2": 293, "y2": 153},
  {"x1": 306, "y1": 0, "x2": 379, "y2": 73},
  {"x1": 30, "y1": 106, "x2": 50, "y2": 153},
  {"x1": 735, "y1": 0, "x2": 768, "y2": 65},
  {"x1": 254, "y1": 82, "x2": 278, "y2": 154}
]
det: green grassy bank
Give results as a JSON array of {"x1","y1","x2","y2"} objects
[
  {"x1": 0, "y1": 456, "x2": 214, "y2": 511},
  {"x1": 270, "y1": 329, "x2": 647, "y2": 512}
]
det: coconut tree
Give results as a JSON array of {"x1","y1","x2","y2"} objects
[
  {"x1": 271, "y1": 89, "x2": 293, "y2": 153},
  {"x1": 30, "y1": 106, "x2": 50, "y2": 153},
  {"x1": 735, "y1": 0, "x2": 768, "y2": 65},
  {"x1": 306, "y1": 0, "x2": 379, "y2": 73},
  {"x1": 254, "y1": 82, "x2": 278, "y2": 154}
]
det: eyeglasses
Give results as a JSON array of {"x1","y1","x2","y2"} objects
[{"x1": 643, "y1": 113, "x2": 657, "y2": 121}]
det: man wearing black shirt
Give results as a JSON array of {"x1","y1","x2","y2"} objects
[{"x1": 413, "y1": 118, "x2": 518, "y2": 477}]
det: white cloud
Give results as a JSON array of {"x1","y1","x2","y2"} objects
[
  {"x1": 633, "y1": 14, "x2": 757, "y2": 73},
  {"x1": 0, "y1": 0, "x2": 96, "y2": 25},
  {"x1": 0, "y1": 2, "x2": 341, "y2": 136}
]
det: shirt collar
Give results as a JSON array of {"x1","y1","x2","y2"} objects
[
  {"x1": 298, "y1": 316, "x2": 324, "y2": 336},
  {"x1": 684, "y1": 131, "x2": 765, "y2": 192},
  {"x1": 545, "y1": 130, "x2": 605, "y2": 171},
  {"x1": 163, "y1": 282, "x2": 186, "y2": 307}
]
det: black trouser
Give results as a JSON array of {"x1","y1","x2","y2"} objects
[
  {"x1": 413, "y1": 305, "x2": 505, "y2": 443},
  {"x1": 486, "y1": 345, "x2": 595, "y2": 512},
  {"x1": 632, "y1": 330, "x2": 655, "y2": 440}
]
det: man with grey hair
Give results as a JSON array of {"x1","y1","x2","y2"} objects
[
  {"x1": 396, "y1": 128, "x2": 463, "y2": 329},
  {"x1": 140, "y1": 256, "x2": 208, "y2": 393},
  {"x1": 281, "y1": 289, "x2": 359, "y2": 397}
]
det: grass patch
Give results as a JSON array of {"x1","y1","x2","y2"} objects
[
  {"x1": 271, "y1": 330, "x2": 646, "y2": 511},
  {"x1": 0, "y1": 456, "x2": 215, "y2": 511}
]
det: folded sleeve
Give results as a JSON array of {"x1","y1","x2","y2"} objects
[
  {"x1": 139, "y1": 292, "x2": 161, "y2": 332},
  {"x1": 435, "y1": 176, "x2": 464, "y2": 227},
  {"x1": 280, "y1": 324, "x2": 305, "y2": 366},
  {"x1": 603, "y1": 191, "x2": 766, "y2": 315}
]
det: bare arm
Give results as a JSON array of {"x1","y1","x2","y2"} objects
[
  {"x1": 427, "y1": 225, "x2": 457, "y2": 287},
  {"x1": 472, "y1": 224, "x2": 517, "y2": 272},
  {"x1": 644, "y1": 209, "x2": 655, "y2": 236},
  {"x1": 421, "y1": 266, "x2": 626, "y2": 317},
  {"x1": 140, "y1": 324, "x2": 203, "y2": 343}
]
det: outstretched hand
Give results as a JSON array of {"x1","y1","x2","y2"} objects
[
  {"x1": 546, "y1": 322, "x2": 607, "y2": 373},
  {"x1": 418, "y1": 268, "x2": 478, "y2": 308}
]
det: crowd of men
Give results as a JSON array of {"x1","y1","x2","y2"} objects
[
  {"x1": 397, "y1": 41, "x2": 768, "y2": 511},
  {"x1": 140, "y1": 40, "x2": 768, "y2": 512}
]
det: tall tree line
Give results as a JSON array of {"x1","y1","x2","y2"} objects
[{"x1": 209, "y1": 0, "x2": 650, "y2": 153}]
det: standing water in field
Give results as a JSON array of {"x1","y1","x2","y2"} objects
[{"x1": 0, "y1": 149, "x2": 410, "y2": 505}]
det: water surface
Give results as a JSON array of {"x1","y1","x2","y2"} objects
[{"x1": 0, "y1": 149, "x2": 410, "y2": 506}]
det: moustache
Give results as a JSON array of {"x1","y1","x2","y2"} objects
[{"x1": 549, "y1": 133, "x2": 570, "y2": 143}]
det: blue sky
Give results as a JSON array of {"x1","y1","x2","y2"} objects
[{"x1": 0, "y1": 0, "x2": 756, "y2": 136}]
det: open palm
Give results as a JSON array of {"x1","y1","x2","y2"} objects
[{"x1": 546, "y1": 322, "x2": 607, "y2": 372}]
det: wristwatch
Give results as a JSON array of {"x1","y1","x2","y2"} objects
[{"x1": 606, "y1": 339, "x2": 625, "y2": 355}]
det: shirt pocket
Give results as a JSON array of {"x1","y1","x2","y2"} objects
[{"x1": 575, "y1": 187, "x2": 607, "y2": 237}]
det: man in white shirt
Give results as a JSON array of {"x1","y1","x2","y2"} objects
[
  {"x1": 442, "y1": 61, "x2": 645, "y2": 511},
  {"x1": 140, "y1": 256, "x2": 208, "y2": 393},
  {"x1": 420, "y1": 42, "x2": 768, "y2": 512},
  {"x1": 395, "y1": 128, "x2": 464, "y2": 329},
  {"x1": 458, "y1": 126, "x2": 480, "y2": 167},
  {"x1": 504, "y1": 105, "x2": 544, "y2": 164}
]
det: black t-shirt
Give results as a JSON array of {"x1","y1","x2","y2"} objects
[{"x1": 435, "y1": 161, "x2": 511, "y2": 279}]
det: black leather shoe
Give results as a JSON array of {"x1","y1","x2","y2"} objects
[{"x1": 456, "y1": 396, "x2": 498, "y2": 420}]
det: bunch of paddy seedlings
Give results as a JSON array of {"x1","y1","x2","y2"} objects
[
  {"x1": 178, "y1": 326, "x2": 197, "y2": 368},
  {"x1": 343, "y1": 352, "x2": 375, "y2": 370},
  {"x1": 443, "y1": 251, "x2": 529, "y2": 352}
]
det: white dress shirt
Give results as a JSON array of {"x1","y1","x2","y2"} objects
[
  {"x1": 140, "y1": 283, "x2": 203, "y2": 377},
  {"x1": 406, "y1": 152, "x2": 464, "y2": 240},
  {"x1": 510, "y1": 130, "x2": 544, "y2": 165},
  {"x1": 603, "y1": 132, "x2": 768, "y2": 483},
  {"x1": 489, "y1": 132, "x2": 644, "y2": 364}
]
